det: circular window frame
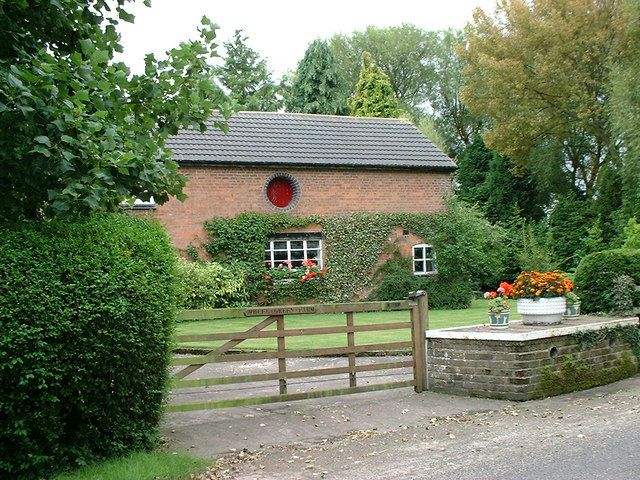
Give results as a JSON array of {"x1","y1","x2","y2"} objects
[{"x1": 264, "y1": 173, "x2": 301, "y2": 211}]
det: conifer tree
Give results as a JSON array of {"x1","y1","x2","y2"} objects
[
  {"x1": 220, "y1": 30, "x2": 280, "y2": 111},
  {"x1": 285, "y1": 39, "x2": 348, "y2": 115},
  {"x1": 349, "y1": 52, "x2": 399, "y2": 118}
]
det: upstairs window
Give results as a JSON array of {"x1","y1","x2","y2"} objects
[
  {"x1": 413, "y1": 244, "x2": 436, "y2": 275},
  {"x1": 265, "y1": 235, "x2": 323, "y2": 268}
]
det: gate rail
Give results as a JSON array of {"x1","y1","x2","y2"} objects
[{"x1": 168, "y1": 293, "x2": 428, "y2": 412}]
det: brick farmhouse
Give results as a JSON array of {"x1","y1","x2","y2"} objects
[{"x1": 135, "y1": 111, "x2": 456, "y2": 274}]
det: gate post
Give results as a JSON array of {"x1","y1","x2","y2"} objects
[{"x1": 408, "y1": 291, "x2": 428, "y2": 393}]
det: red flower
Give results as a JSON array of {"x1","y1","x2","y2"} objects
[{"x1": 265, "y1": 275, "x2": 271, "y2": 281}]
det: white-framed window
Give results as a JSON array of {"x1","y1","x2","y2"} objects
[
  {"x1": 265, "y1": 235, "x2": 323, "y2": 268},
  {"x1": 413, "y1": 244, "x2": 436, "y2": 275}
]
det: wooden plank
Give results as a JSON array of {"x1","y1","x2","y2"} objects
[
  {"x1": 346, "y1": 312, "x2": 356, "y2": 388},
  {"x1": 245, "y1": 301, "x2": 410, "y2": 316},
  {"x1": 173, "y1": 315, "x2": 278, "y2": 379},
  {"x1": 176, "y1": 321, "x2": 412, "y2": 343},
  {"x1": 178, "y1": 308, "x2": 247, "y2": 321},
  {"x1": 411, "y1": 293, "x2": 428, "y2": 393},
  {"x1": 276, "y1": 315, "x2": 286, "y2": 395},
  {"x1": 167, "y1": 380, "x2": 416, "y2": 412},
  {"x1": 177, "y1": 301, "x2": 411, "y2": 322},
  {"x1": 171, "y1": 341, "x2": 413, "y2": 366},
  {"x1": 174, "y1": 360, "x2": 414, "y2": 388}
]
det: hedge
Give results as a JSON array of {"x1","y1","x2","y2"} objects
[
  {"x1": 0, "y1": 214, "x2": 177, "y2": 479},
  {"x1": 176, "y1": 259, "x2": 247, "y2": 310},
  {"x1": 574, "y1": 248, "x2": 640, "y2": 313}
]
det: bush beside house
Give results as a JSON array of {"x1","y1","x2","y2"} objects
[
  {"x1": 574, "y1": 248, "x2": 640, "y2": 314},
  {"x1": 0, "y1": 215, "x2": 177, "y2": 479}
]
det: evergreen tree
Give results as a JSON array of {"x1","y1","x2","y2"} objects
[
  {"x1": 456, "y1": 136, "x2": 545, "y2": 222},
  {"x1": 220, "y1": 30, "x2": 280, "y2": 111},
  {"x1": 285, "y1": 39, "x2": 348, "y2": 115},
  {"x1": 349, "y1": 52, "x2": 399, "y2": 118}
]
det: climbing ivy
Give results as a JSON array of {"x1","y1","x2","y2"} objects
[
  {"x1": 573, "y1": 325, "x2": 640, "y2": 361},
  {"x1": 203, "y1": 200, "x2": 507, "y2": 305}
]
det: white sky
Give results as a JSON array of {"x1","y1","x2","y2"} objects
[{"x1": 118, "y1": 0, "x2": 497, "y2": 79}]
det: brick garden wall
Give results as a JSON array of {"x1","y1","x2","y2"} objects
[
  {"x1": 427, "y1": 333, "x2": 637, "y2": 401},
  {"x1": 150, "y1": 165, "x2": 453, "y2": 249}
]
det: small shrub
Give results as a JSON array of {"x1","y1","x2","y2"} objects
[
  {"x1": 611, "y1": 275, "x2": 637, "y2": 315},
  {"x1": 0, "y1": 214, "x2": 177, "y2": 479},
  {"x1": 574, "y1": 248, "x2": 640, "y2": 313},
  {"x1": 176, "y1": 259, "x2": 247, "y2": 310},
  {"x1": 372, "y1": 258, "x2": 473, "y2": 309}
]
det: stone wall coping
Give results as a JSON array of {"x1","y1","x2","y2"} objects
[{"x1": 425, "y1": 317, "x2": 639, "y2": 342}]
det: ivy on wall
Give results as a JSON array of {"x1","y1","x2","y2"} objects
[{"x1": 203, "y1": 200, "x2": 507, "y2": 306}]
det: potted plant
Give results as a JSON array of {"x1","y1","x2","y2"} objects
[
  {"x1": 484, "y1": 282, "x2": 512, "y2": 329},
  {"x1": 509, "y1": 271, "x2": 574, "y2": 325},
  {"x1": 564, "y1": 291, "x2": 581, "y2": 319}
]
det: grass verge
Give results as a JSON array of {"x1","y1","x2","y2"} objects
[
  {"x1": 54, "y1": 451, "x2": 209, "y2": 480},
  {"x1": 175, "y1": 299, "x2": 521, "y2": 350}
]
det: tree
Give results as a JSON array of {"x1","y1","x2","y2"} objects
[
  {"x1": 285, "y1": 39, "x2": 348, "y2": 115},
  {"x1": 349, "y1": 53, "x2": 399, "y2": 118},
  {"x1": 609, "y1": 0, "x2": 640, "y2": 219},
  {"x1": 460, "y1": 0, "x2": 622, "y2": 197},
  {"x1": 0, "y1": 1, "x2": 232, "y2": 219},
  {"x1": 219, "y1": 29, "x2": 281, "y2": 111},
  {"x1": 426, "y1": 29, "x2": 483, "y2": 157},
  {"x1": 330, "y1": 26, "x2": 481, "y2": 156},
  {"x1": 456, "y1": 136, "x2": 545, "y2": 223},
  {"x1": 330, "y1": 24, "x2": 435, "y2": 114}
]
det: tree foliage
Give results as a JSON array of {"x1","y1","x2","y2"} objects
[
  {"x1": 330, "y1": 26, "x2": 481, "y2": 156},
  {"x1": 609, "y1": 0, "x2": 640, "y2": 219},
  {"x1": 285, "y1": 39, "x2": 348, "y2": 115},
  {"x1": 460, "y1": 0, "x2": 621, "y2": 196},
  {"x1": 349, "y1": 53, "x2": 399, "y2": 118},
  {"x1": 0, "y1": 0, "x2": 232, "y2": 219},
  {"x1": 456, "y1": 136, "x2": 545, "y2": 222},
  {"x1": 219, "y1": 29, "x2": 281, "y2": 112},
  {"x1": 330, "y1": 24, "x2": 435, "y2": 113}
]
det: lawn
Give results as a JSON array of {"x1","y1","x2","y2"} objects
[
  {"x1": 175, "y1": 299, "x2": 520, "y2": 350},
  {"x1": 54, "y1": 451, "x2": 209, "y2": 480}
]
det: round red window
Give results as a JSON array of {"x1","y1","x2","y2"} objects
[{"x1": 266, "y1": 177, "x2": 295, "y2": 208}]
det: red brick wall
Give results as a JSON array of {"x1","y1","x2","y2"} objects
[{"x1": 152, "y1": 165, "x2": 453, "y2": 249}]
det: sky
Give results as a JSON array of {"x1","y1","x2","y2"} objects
[{"x1": 118, "y1": 0, "x2": 497, "y2": 79}]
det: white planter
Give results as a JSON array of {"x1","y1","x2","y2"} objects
[{"x1": 517, "y1": 297, "x2": 566, "y2": 325}]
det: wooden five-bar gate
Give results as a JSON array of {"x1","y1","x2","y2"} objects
[{"x1": 168, "y1": 292, "x2": 428, "y2": 412}]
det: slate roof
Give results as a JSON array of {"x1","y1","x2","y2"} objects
[{"x1": 166, "y1": 111, "x2": 457, "y2": 172}]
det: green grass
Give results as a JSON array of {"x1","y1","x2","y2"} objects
[
  {"x1": 54, "y1": 451, "x2": 209, "y2": 480},
  {"x1": 175, "y1": 299, "x2": 521, "y2": 350}
]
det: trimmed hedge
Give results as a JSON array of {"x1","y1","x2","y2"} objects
[
  {"x1": 574, "y1": 248, "x2": 640, "y2": 313},
  {"x1": 0, "y1": 214, "x2": 177, "y2": 479},
  {"x1": 176, "y1": 259, "x2": 247, "y2": 310}
]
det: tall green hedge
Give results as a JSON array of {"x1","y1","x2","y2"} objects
[
  {"x1": 0, "y1": 214, "x2": 177, "y2": 479},
  {"x1": 574, "y1": 248, "x2": 640, "y2": 313},
  {"x1": 204, "y1": 200, "x2": 507, "y2": 306}
]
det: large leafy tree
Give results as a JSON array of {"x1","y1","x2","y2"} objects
[
  {"x1": 330, "y1": 25, "x2": 481, "y2": 156},
  {"x1": 609, "y1": 0, "x2": 640, "y2": 218},
  {"x1": 285, "y1": 39, "x2": 348, "y2": 115},
  {"x1": 330, "y1": 24, "x2": 435, "y2": 114},
  {"x1": 0, "y1": 0, "x2": 232, "y2": 219},
  {"x1": 460, "y1": 0, "x2": 621, "y2": 197},
  {"x1": 219, "y1": 29, "x2": 281, "y2": 111},
  {"x1": 426, "y1": 29, "x2": 483, "y2": 157},
  {"x1": 349, "y1": 53, "x2": 399, "y2": 118}
]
